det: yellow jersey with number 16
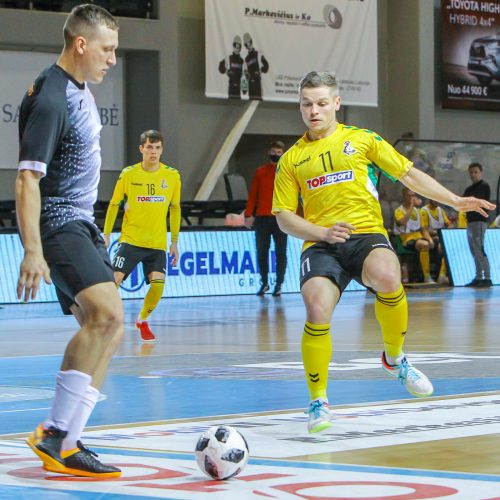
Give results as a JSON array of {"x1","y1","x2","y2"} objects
[{"x1": 106, "y1": 162, "x2": 181, "y2": 250}]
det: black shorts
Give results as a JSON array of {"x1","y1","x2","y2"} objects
[
  {"x1": 299, "y1": 233, "x2": 394, "y2": 293},
  {"x1": 112, "y1": 242, "x2": 166, "y2": 284},
  {"x1": 42, "y1": 220, "x2": 114, "y2": 314},
  {"x1": 405, "y1": 239, "x2": 419, "y2": 250}
]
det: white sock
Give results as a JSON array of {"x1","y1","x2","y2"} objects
[
  {"x1": 385, "y1": 353, "x2": 405, "y2": 366},
  {"x1": 45, "y1": 370, "x2": 92, "y2": 431},
  {"x1": 61, "y1": 386, "x2": 100, "y2": 452}
]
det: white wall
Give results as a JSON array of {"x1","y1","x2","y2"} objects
[{"x1": 0, "y1": 0, "x2": 498, "y2": 203}]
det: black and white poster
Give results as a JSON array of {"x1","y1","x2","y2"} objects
[{"x1": 205, "y1": 0, "x2": 378, "y2": 106}]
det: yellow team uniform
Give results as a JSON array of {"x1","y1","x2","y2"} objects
[
  {"x1": 420, "y1": 205, "x2": 450, "y2": 231},
  {"x1": 272, "y1": 124, "x2": 412, "y2": 250},
  {"x1": 104, "y1": 162, "x2": 181, "y2": 250},
  {"x1": 272, "y1": 124, "x2": 414, "y2": 407},
  {"x1": 394, "y1": 206, "x2": 424, "y2": 245},
  {"x1": 420, "y1": 204, "x2": 450, "y2": 281},
  {"x1": 457, "y1": 211, "x2": 467, "y2": 228}
]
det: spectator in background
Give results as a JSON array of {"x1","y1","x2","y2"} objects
[
  {"x1": 394, "y1": 188, "x2": 435, "y2": 283},
  {"x1": 463, "y1": 162, "x2": 492, "y2": 287},
  {"x1": 400, "y1": 132, "x2": 434, "y2": 177},
  {"x1": 245, "y1": 141, "x2": 287, "y2": 296},
  {"x1": 420, "y1": 199, "x2": 454, "y2": 284}
]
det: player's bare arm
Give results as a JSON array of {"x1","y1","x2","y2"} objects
[
  {"x1": 276, "y1": 210, "x2": 355, "y2": 244},
  {"x1": 15, "y1": 169, "x2": 52, "y2": 302},
  {"x1": 401, "y1": 167, "x2": 495, "y2": 217},
  {"x1": 103, "y1": 202, "x2": 121, "y2": 248}
]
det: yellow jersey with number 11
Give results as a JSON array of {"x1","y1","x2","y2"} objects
[{"x1": 272, "y1": 124, "x2": 412, "y2": 250}]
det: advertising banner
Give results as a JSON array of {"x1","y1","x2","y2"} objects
[
  {"x1": 441, "y1": 0, "x2": 500, "y2": 110},
  {"x1": 0, "y1": 50, "x2": 124, "y2": 170},
  {"x1": 441, "y1": 228, "x2": 500, "y2": 285},
  {"x1": 205, "y1": 0, "x2": 378, "y2": 105},
  {"x1": 0, "y1": 231, "x2": 364, "y2": 304}
]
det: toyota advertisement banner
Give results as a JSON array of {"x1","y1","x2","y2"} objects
[
  {"x1": 205, "y1": 0, "x2": 378, "y2": 106},
  {"x1": 441, "y1": 0, "x2": 500, "y2": 110}
]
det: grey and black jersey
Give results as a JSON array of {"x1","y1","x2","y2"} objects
[{"x1": 18, "y1": 64, "x2": 102, "y2": 234}]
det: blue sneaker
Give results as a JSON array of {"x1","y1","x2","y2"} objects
[
  {"x1": 305, "y1": 398, "x2": 332, "y2": 433},
  {"x1": 382, "y1": 352, "x2": 433, "y2": 397}
]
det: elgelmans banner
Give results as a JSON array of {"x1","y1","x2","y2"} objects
[
  {"x1": 205, "y1": 0, "x2": 378, "y2": 106},
  {"x1": 441, "y1": 0, "x2": 500, "y2": 111}
]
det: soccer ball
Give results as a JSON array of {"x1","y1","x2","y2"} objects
[{"x1": 195, "y1": 425, "x2": 249, "y2": 480}]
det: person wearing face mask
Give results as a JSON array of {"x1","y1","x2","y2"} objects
[{"x1": 245, "y1": 141, "x2": 288, "y2": 296}]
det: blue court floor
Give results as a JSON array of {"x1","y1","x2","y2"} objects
[{"x1": 1, "y1": 288, "x2": 500, "y2": 499}]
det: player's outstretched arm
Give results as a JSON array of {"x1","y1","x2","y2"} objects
[
  {"x1": 15, "y1": 169, "x2": 52, "y2": 302},
  {"x1": 400, "y1": 167, "x2": 495, "y2": 217}
]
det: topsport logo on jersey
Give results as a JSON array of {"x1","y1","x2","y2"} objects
[
  {"x1": 136, "y1": 196, "x2": 165, "y2": 203},
  {"x1": 306, "y1": 170, "x2": 354, "y2": 190}
]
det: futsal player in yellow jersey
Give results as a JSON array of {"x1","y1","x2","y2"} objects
[
  {"x1": 420, "y1": 199, "x2": 453, "y2": 284},
  {"x1": 272, "y1": 71, "x2": 495, "y2": 434},
  {"x1": 103, "y1": 130, "x2": 181, "y2": 342},
  {"x1": 394, "y1": 188, "x2": 434, "y2": 283}
]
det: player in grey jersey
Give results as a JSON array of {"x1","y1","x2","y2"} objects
[{"x1": 16, "y1": 4, "x2": 122, "y2": 478}]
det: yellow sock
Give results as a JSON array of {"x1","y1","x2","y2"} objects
[
  {"x1": 439, "y1": 259, "x2": 447, "y2": 277},
  {"x1": 302, "y1": 322, "x2": 332, "y2": 401},
  {"x1": 419, "y1": 248, "x2": 430, "y2": 277},
  {"x1": 139, "y1": 279, "x2": 165, "y2": 321},
  {"x1": 375, "y1": 285, "x2": 407, "y2": 357}
]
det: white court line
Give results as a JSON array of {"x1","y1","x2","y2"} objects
[{"x1": 0, "y1": 407, "x2": 51, "y2": 414}]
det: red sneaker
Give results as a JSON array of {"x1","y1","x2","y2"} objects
[{"x1": 135, "y1": 320, "x2": 156, "y2": 342}]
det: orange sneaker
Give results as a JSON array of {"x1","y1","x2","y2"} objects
[
  {"x1": 45, "y1": 440, "x2": 121, "y2": 478},
  {"x1": 135, "y1": 320, "x2": 156, "y2": 342},
  {"x1": 26, "y1": 423, "x2": 66, "y2": 471}
]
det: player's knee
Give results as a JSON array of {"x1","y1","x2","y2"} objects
[
  {"x1": 417, "y1": 240, "x2": 430, "y2": 251},
  {"x1": 371, "y1": 267, "x2": 400, "y2": 293},
  {"x1": 305, "y1": 301, "x2": 333, "y2": 323},
  {"x1": 380, "y1": 276, "x2": 401, "y2": 293},
  {"x1": 85, "y1": 306, "x2": 123, "y2": 340}
]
